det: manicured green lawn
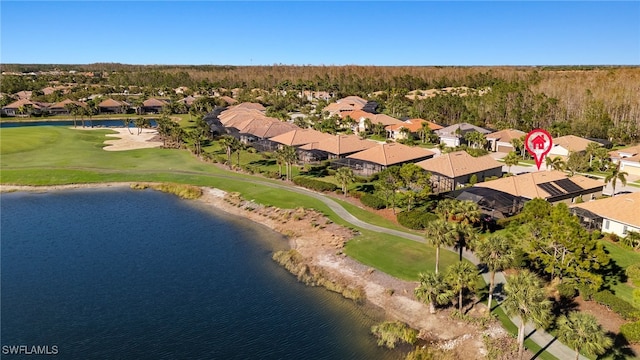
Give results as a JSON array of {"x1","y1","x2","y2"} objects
[
  {"x1": 601, "y1": 241, "x2": 640, "y2": 307},
  {"x1": 344, "y1": 231, "x2": 460, "y2": 281}
]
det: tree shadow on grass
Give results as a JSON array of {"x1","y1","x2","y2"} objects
[{"x1": 601, "y1": 331, "x2": 636, "y2": 360}]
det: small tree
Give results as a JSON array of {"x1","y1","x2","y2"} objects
[
  {"x1": 335, "y1": 167, "x2": 355, "y2": 196},
  {"x1": 503, "y1": 151, "x2": 520, "y2": 175},
  {"x1": 556, "y1": 312, "x2": 612, "y2": 360},
  {"x1": 445, "y1": 261, "x2": 479, "y2": 313},
  {"x1": 415, "y1": 272, "x2": 454, "y2": 314}
]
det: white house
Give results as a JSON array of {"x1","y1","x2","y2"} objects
[
  {"x1": 610, "y1": 144, "x2": 640, "y2": 177},
  {"x1": 434, "y1": 123, "x2": 492, "y2": 148},
  {"x1": 571, "y1": 192, "x2": 640, "y2": 237},
  {"x1": 548, "y1": 135, "x2": 598, "y2": 158}
]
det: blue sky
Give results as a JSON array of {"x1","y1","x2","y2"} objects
[{"x1": 1, "y1": 1, "x2": 639, "y2": 66}]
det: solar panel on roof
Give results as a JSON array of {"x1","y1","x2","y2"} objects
[
  {"x1": 553, "y1": 178, "x2": 583, "y2": 193},
  {"x1": 537, "y1": 182, "x2": 565, "y2": 197}
]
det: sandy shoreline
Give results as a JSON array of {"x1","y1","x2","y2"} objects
[{"x1": 0, "y1": 182, "x2": 502, "y2": 358}]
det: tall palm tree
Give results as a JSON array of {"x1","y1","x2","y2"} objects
[
  {"x1": 335, "y1": 167, "x2": 355, "y2": 196},
  {"x1": 585, "y1": 142, "x2": 601, "y2": 169},
  {"x1": 424, "y1": 219, "x2": 456, "y2": 274},
  {"x1": 451, "y1": 200, "x2": 480, "y2": 225},
  {"x1": 502, "y1": 270, "x2": 552, "y2": 360},
  {"x1": 415, "y1": 272, "x2": 453, "y2": 314},
  {"x1": 435, "y1": 198, "x2": 458, "y2": 221},
  {"x1": 604, "y1": 162, "x2": 628, "y2": 196},
  {"x1": 556, "y1": 312, "x2": 612, "y2": 360},
  {"x1": 281, "y1": 145, "x2": 298, "y2": 181},
  {"x1": 504, "y1": 151, "x2": 520, "y2": 175},
  {"x1": 511, "y1": 137, "x2": 525, "y2": 159},
  {"x1": 445, "y1": 261, "x2": 479, "y2": 313},
  {"x1": 220, "y1": 135, "x2": 240, "y2": 168},
  {"x1": 452, "y1": 222, "x2": 478, "y2": 262},
  {"x1": 474, "y1": 234, "x2": 516, "y2": 311},
  {"x1": 545, "y1": 156, "x2": 566, "y2": 171}
]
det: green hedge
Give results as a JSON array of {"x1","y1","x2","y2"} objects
[
  {"x1": 620, "y1": 321, "x2": 640, "y2": 344},
  {"x1": 397, "y1": 210, "x2": 439, "y2": 230},
  {"x1": 360, "y1": 194, "x2": 387, "y2": 210},
  {"x1": 593, "y1": 290, "x2": 640, "y2": 321},
  {"x1": 292, "y1": 176, "x2": 338, "y2": 192}
]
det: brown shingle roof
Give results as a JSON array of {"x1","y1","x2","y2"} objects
[
  {"x1": 474, "y1": 170, "x2": 603, "y2": 200},
  {"x1": 552, "y1": 135, "x2": 598, "y2": 153},
  {"x1": 415, "y1": 151, "x2": 502, "y2": 178},
  {"x1": 386, "y1": 119, "x2": 443, "y2": 132},
  {"x1": 299, "y1": 134, "x2": 378, "y2": 156},
  {"x1": 571, "y1": 192, "x2": 640, "y2": 228},
  {"x1": 347, "y1": 143, "x2": 435, "y2": 166},
  {"x1": 232, "y1": 102, "x2": 265, "y2": 111},
  {"x1": 142, "y1": 98, "x2": 168, "y2": 107},
  {"x1": 98, "y1": 98, "x2": 127, "y2": 107},
  {"x1": 268, "y1": 128, "x2": 334, "y2": 146}
]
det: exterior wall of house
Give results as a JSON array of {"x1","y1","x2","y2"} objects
[
  {"x1": 439, "y1": 135, "x2": 460, "y2": 148},
  {"x1": 496, "y1": 142, "x2": 515, "y2": 153},
  {"x1": 602, "y1": 219, "x2": 640, "y2": 237},
  {"x1": 548, "y1": 146, "x2": 570, "y2": 157},
  {"x1": 620, "y1": 160, "x2": 640, "y2": 176}
]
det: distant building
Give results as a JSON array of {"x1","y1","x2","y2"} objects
[{"x1": 435, "y1": 123, "x2": 492, "y2": 147}]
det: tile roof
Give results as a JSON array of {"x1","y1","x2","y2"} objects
[
  {"x1": 142, "y1": 98, "x2": 168, "y2": 107},
  {"x1": 299, "y1": 134, "x2": 378, "y2": 156},
  {"x1": 232, "y1": 102, "x2": 265, "y2": 111},
  {"x1": 238, "y1": 118, "x2": 297, "y2": 139},
  {"x1": 610, "y1": 144, "x2": 640, "y2": 161},
  {"x1": 220, "y1": 96, "x2": 237, "y2": 104},
  {"x1": 340, "y1": 109, "x2": 374, "y2": 120},
  {"x1": 268, "y1": 128, "x2": 334, "y2": 146},
  {"x1": 98, "y1": 98, "x2": 128, "y2": 107},
  {"x1": 369, "y1": 114, "x2": 404, "y2": 126},
  {"x1": 347, "y1": 143, "x2": 435, "y2": 166},
  {"x1": 49, "y1": 99, "x2": 86, "y2": 109},
  {"x1": 571, "y1": 192, "x2": 640, "y2": 228},
  {"x1": 551, "y1": 135, "x2": 598, "y2": 153},
  {"x1": 386, "y1": 119, "x2": 443, "y2": 132},
  {"x1": 486, "y1": 129, "x2": 526, "y2": 142},
  {"x1": 3, "y1": 98, "x2": 43, "y2": 109},
  {"x1": 474, "y1": 170, "x2": 603, "y2": 200},
  {"x1": 435, "y1": 123, "x2": 492, "y2": 136},
  {"x1": 218, "y1": 108, "x2": 266, "y2": 125},
  {"x1": 416, "y1": 151, "x2": 503, "y2": 178}
]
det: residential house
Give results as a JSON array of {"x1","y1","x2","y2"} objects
[
  {"x1": 485, "y1": 129, "x2": 526, "y2": 152},
  {"x1": 232, "y1": 102, "x2": 266, "y2": 112},
  {"x1": 220, "y1": 96, "x2": 238, "y2": 105},
  {"x1": 1, "y1": 98, "x2": 45, "y2": 117},
  {"x1": 336, "y1": 143, "x2": 435, "y2": 176},
  {"x1": 141, "y1": 98, "x2": 169, "y2": 114},
  {"x1": 548, "y1": 135, "x2": 598, "y2": 158},
  {"x1": 571, "y1": 192, "x2": 640, "y2": 237},
  {"x1": 474, "y1": 170, "x2": 603, "y2": 205},
  {"x1": 416, "y1": 151, "x2": 503, "y2": 193},
  {"x1": 322, "y1": 96, "x2": 369, "y2": 117},
  {"x1": 177, "y1": 95, "x2": 197, "y2": 108},
  {"x1": 609, "y1": 144, "x2": 640, "y2": 176},
  {"x1": 434, "y1": 123, "x2": 492, "y2": 147},
  {"x1": 15, "y1": 90, "x2": 32, "y2": 99},
  {"x1": 268, "y1": 128, "x2": 334, "y2": 148},
  {"x1": 298, "y1": 134, "x2": 378, "y2": 162},
  {"x1": 386, "y1": 118, "x2": 443, "y2": 141},
  {"x1": 98, "y1": 98, "x2": 129, "y2": 114},
  {"x1": 47, "y1": 99, "x2": 87, "y2": 115}
]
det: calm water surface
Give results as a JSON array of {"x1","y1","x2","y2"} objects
[{"x1": 1, "y1": 188, "x2": 400, "y2": 359}]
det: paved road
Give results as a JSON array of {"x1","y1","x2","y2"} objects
[{"x1": 240, "y1": 177, "x2": 586, "y2": 360}]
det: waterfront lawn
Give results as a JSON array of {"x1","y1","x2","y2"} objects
[{"x1": 344, "y1": 231, "x2": 459, "y2": 281}]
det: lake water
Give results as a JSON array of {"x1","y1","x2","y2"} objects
[{"x1": 0, "y1": 188, "x2": 400, "y2": 359}]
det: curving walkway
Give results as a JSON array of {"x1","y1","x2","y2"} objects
[{"x1": 243, "y1": 178, "x2": 585, "y2": 360}]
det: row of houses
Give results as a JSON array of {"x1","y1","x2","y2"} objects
[{"x1": 1, "y1": 97, "x2": 196, "y2": 117}]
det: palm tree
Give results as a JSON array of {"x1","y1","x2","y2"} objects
[
  {"x1": 511, "y1": 137, "x2": 525, "y2": 159},
  {"x1": 451, "y1": 200, "x2": 480, "y2": 225},
  {"x1": 424, "y1": 219, "x2": 456, "y2": 274},
  {"x1": 64, "y1": 103, "x2": 80, "y2": 127},
  {"x1": 415, "y1": 272, "x2": 453, "y2": 314},
  {"x1": 474, "y1": 234, "x2": 516, "y2": 311},
  {"x1": 504, "y1": 151, "x2": 520, "y2": 175},
  {"x1": 435, "y1": 198, "x2": 458, "y2": 221},
  {"x1": 219, "y1": 135, "x2": 240, "y2": 168},
  {"x1": 545, "y1": 156, "x2": 565, "y2": 171},
  {"x1": 502, "y1": 270, "x2": 552, "y2": 360},
  {"x1": 585, "y1": 142, "x2": 601, "y2": 169},
  {"x1": 335, "y1": 167, "x2": 355, "y2": 196},
  {"x1": 556, "y1": 312, "x2": 612, "y2": 360},
  {"x1": 452, "y1": 222, "x2": 478, "y2": 262},
  {"x1": 445, "y1": 261, "x2": 479, "y2": 313},
  {"x1": 281, "y1": 145, "x2": 298, "y2": 181},
  {"x1": 604, "y1": 162, "x2": 628, "y2": 196},
  {"x1": 418, "y1": 122, "x2": 432, "y2": 144}
]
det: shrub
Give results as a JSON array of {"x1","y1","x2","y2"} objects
[
  {"x1": 370, "y1": 321, "x2": 417, "y2": 349},
  {"x1": 557, "y1": 282, "x2": 578, "y2": 299},
  {"x1": 292, "y1": 176, "x2": 338, "y2": 192},
  {"x1": 620, "y1": 321, "x2": 640, "y2": 344},
  {"x1": 626, "y1": 263, "x2": 640, "y2": 287},
  {"x1": 348, "y1": 189, "x2": 363, "y2": 199},
  {"x1": 593, "y1": 290, "x2": 640, "y2": 320},
  {"x1": 360, "y1": 194, "x2": 386, "y2": 209},
  {"x1": 469, "y1": 174, "x2": 478, "y2": 186},
  {"x1": 577, "y1": 283, "x2": 596, "y2": 301},
  {"x1": 397, "y1": 210, "x2": 439, "y2": 230}
]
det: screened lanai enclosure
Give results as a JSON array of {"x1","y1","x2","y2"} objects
[{"x1": 447, "y1": 187, "x2": 527, "y2": 219}]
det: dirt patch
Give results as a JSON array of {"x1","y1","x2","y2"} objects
[{"x1": 72, "y1": 127, "x2": 163, "y2": 151}]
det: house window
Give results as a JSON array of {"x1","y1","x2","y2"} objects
[
  {"x1": 604, "y1": 220, "x2": 610, "y2": 230},
  {"x1": 623, "y1": 226, "x2": 628, "y2": 235}
]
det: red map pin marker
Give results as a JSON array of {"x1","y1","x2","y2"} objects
[{"x1": 525, "y1": 129, "x2": 553, "y2": 170}]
